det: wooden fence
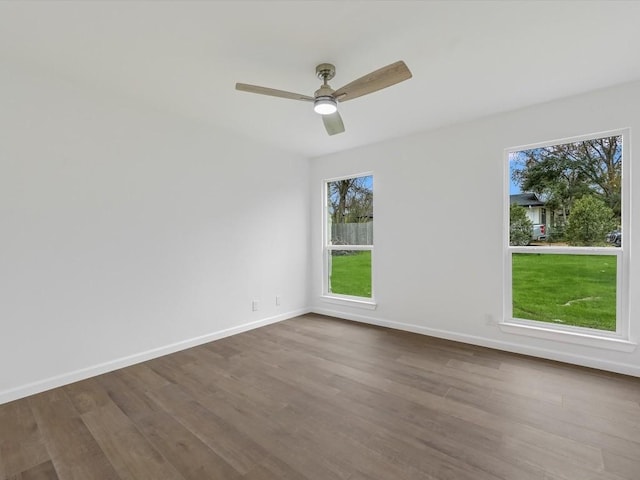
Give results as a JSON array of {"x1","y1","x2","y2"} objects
[{"x1": 331, "y1": 222, "x2": 373, "y2": 245}]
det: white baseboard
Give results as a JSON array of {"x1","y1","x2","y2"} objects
[
  {"x1": 312, "y1": 307, "x2": 640, "y2": 378},
  {"x1": 4, "y1": 305, "x2": 637, "y2": 405},
  {"x1": 0, "y1": 308, "x2": 310, "y2": 405}
]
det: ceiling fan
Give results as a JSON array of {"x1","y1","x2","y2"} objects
[{"x1": 236, "y1": 60, "x2": 412, "y2": 136}]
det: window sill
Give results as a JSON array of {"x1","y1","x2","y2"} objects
[
  {"x1": 499, "y1": 320, "x2": 637, "y2": 352},
  {"x1": 321, "y1": 295, "x2": 377, "y2": 310}
]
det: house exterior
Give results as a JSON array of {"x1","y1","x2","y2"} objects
[
  {"x1": 510, "y1": 192, "x2": 547, "y2": 240},
  {"x1": 510, "y1": 193, "x2": 546, "y2": 224}
]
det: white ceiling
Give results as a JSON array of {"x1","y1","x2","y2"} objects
[{"x1": 2, "y1": 1, "x2": 640, "y2": 158}]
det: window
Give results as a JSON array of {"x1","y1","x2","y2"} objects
[
  {"x1": 504, "y1": 131, "x2": 631, "y2": 346},
  {"x1": 324, "y1": 174, "x2": 374, "y2": 303}
]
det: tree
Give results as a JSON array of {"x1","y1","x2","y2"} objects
[
  {"x1": 328, "y1": 177, "x2": 373, "y2": 224},
  {"x1": 510, "y1": 204, "x2": 533, "y2": 246},
  {"x1": 511, "y1": 136, "x2": 622, "y2": 222},
  {"x1": 564, "y1": 196, "x2": 616, "y2": 246}
]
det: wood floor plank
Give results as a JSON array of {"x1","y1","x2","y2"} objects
[
  {"x1": 80, "y1": 402, "x2": 185, "y2": 480},
  {"x1": 444, "y1": 386, "x2": 606, "y2": 471},
  {"x1": 94, "y1": 372, "x2": 165, "y2": 422},
  {"x1": 118, "y1": 363, "x2": 172, "y2": 391},
  {"x1": 602, "y1": 450, "x2": 640, "y2": 478},
  {"x1": 272, "y1": 398, "x2": 499, "y2": 480},
  {"x1": 4, "y1": 460, "x2": 58, "y2": 480},
  {"x1": 309, "y1": 377, "x2": 539, "y2": 479},
  {"x1": 132, "y1": 410, "x2": 242, "y2": 479},
  {"x1": 3, "y1": 314, "x2": 640, "y2": 480},
  {"x1": 499, "y1": 357, "x2": 640, "y2": 402},
  {"x1": 146, "y1": 385, "x2": 269, "y2": 475},
  {"x1": 64, "y1": 378, "x2": 113, "y2": 416},
  {"x1": 449, "y1": 382, "x2": 640, "y2": 461},
  {"x1": 0, "y1": 401, "x2": 49, "y2": 479},
  {"x1": 271, "y1": 384, "x2": 545, "y2": 480},
  {"x1": 27, "y1": 391, "x2": 120, "y2": 480},
  {"x1": 242, "y1": 455, "x2": 310, "y2": 480},
  {"x1": 191, "y1": 389, "x2": 357, "y2": 479},
  {"x1": 501, "y1": 436, "x2": 622, "y2": 480}
]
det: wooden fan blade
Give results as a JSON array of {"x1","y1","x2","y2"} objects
[
  {"x1": 322, "y1": 111, "x2": 345, "y2": 136},
  {"x1": 235, "y1": 83, "x2": 314, "y2": 101},
  {"x1": 332, "y1": 61, "x2": 412, "y2": 102}
]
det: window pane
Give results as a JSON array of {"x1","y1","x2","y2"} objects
[
  {"x1": 327, "y1": 175, "x2": 373, "y2": 246},
  {"x1": 508, "y1": 135, "x2": 621, "y2": 247},
  {"x1": 512, "y1": 253, "x2": 617, "y2": 331},
  {"x1": 329, "y1": 250, "x2": 372, "y2": 298}
]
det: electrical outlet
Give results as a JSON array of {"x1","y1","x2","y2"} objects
[
  {"x1": 485, "y1": 313, "x2": 496, "y2": 326},
  {"x1": 252, "y1": 300, "x2": 259, "y2": 311},
  {"x1": 276, "y1": 296, "x2": 281, "y2": 306}
]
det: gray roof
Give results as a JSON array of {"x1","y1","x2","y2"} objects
[{"x1": 510, "y1": 193, "x2": 544, "y2": 207}]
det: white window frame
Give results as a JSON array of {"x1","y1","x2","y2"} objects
[
  {"x1": 322, "y1": 173, "x2": 376, "y2": 309},
  {"x1": 501, "y1": 129, "x2": 635, "y2": 351}
]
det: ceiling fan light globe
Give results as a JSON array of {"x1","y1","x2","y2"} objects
[{"x1": 314, "y1": 96, "x2": 337, "y2": 115}]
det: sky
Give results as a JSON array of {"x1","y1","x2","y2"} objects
[
  {"x1": 510, "y1": 178, "x2": 522, "y2": 195},
  {"x1": 509, "y1": 155, "x2": 522, "y2": 195}
]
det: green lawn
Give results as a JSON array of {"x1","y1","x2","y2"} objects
[
  {"x1": 512, "y1": 253, "x2": 617, "y2": 331},
  {"x1": 329, "y1": 251, "x2": 372, "y2": 298}
]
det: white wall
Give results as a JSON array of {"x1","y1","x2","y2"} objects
[
  {"x1": 310, "y1": 80, "x2": 640, "y2": 376},
  {"x1": 0, "y1": 64, "x2": 310, "y2": 403}
]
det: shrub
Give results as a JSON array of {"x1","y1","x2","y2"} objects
[
  {"x1": 565, "y1": 196, "x2": 617, "y2": 246},
  {"x1": 546, "y1": 223, "x2": 566, "y2": 243},
  {"x1": 510, "y1": 204, "x2": 533, "y2": 246}
]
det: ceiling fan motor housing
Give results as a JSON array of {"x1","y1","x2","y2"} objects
[{"x1": 314, "y1": 84, "x2": 334, "y2": 98}]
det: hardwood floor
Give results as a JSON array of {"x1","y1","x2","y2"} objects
[{"x1": 1, "y1": 313, "x2": 640, "y2": 479}]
